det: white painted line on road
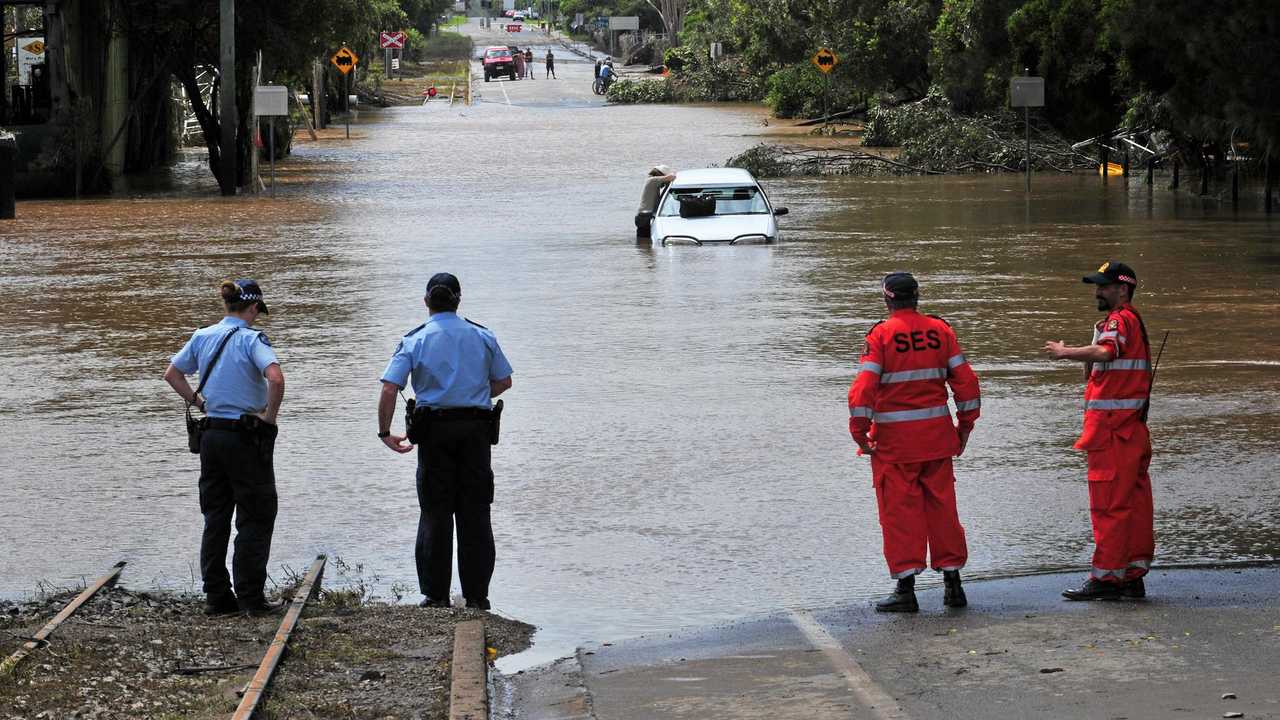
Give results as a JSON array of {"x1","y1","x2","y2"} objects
[
  {"x1": 789, "y1": 610, "x2": 912, "y2": 720},
  {"x1": 500, "y1": 80, "x2": 511, "y2": 106}
]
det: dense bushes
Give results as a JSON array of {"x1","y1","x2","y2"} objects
[
  {"x1": 862, "y1": 91, "x2": 1019, "y2": 170},
  {"x1": 862, "y1": 89, "x2": 1088, "y2": 173},
  {"x1": 663, "y1": 45, "x2": 766, "y2": 102},
  {"x1": 607, "y1": 79, "x2": 674, "y2": 104},
  {"x1": 764, "y1": 64, "x2": 829, "y2": 119},
  {"x1": 417, "y1": 31, "x2": 472, "y2": 62}
]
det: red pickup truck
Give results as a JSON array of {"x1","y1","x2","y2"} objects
[{"x1": 483, "y1": 46, "x2": 517, "y2": 82}]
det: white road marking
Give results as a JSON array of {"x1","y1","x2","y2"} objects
[
  {"x1": 789, "y1": 610, "x2": 912, "y2": 720},
  {"x1": 500, "y1": 79, "x2": 511, "y2": 105}
]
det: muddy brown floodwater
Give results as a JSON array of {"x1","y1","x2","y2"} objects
[{"x1": 2, "y1": 71, "x2": 1278, "y2": 671}]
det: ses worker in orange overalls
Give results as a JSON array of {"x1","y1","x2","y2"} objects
[
  {"x1": 849, "y1": 273, "x2": 981, "y2": 613},
  {"x1": 1044, "y1": 261, "x2": 1154, "y2": 601}
]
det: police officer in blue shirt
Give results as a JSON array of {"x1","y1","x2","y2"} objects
[
  {"x1": 163, "y1": 279, "x2": 285, "y2": 617},
  {"x1": 377, "y1": 273, "x2": 513, "y2": 610}
]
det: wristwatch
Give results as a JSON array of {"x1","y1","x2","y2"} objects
[{"x1": 377, "y1": 430, "x2": 391, "y2": 438}]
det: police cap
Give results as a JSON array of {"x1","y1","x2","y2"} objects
[
  {"x1": 426, "y1": 272, "x2": 461, "y2": 298},
  {"x1": 234, "y1": 278, "x2": 269, "y2": 314}
]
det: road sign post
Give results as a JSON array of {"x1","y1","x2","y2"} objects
[
  {"x1": 1010, "y1": 73, "x2": 1045, "y2": 192},
  {"x1": 331, "y1": 46, "x2": 359, "y2": 139},
  {"x1": 254, "y1": 85, "x2": 288, "y2": 197},
  {"x1": 811, "y1": 48, "x2": 838, "y2": 124},
  {"x1": 380, "y1": 32, "x2": 406, "y2": 80}
]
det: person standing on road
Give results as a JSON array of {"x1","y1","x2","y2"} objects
[
  {"x1": 545, "y1": 49, "x2": 556, "y2": 79},
  {"x1": 514, "y1": 49, "x2": 526, "y2": 80},
  {"x1": 525, "y1": 49, "x2": 535, "y2": 79},
  {"x1": 635, "y1": 164, "x2": 676, "y2": 238},
  {"x1": 848, "y1": 272, "x2": 981, "y2": 613},
  {"x1": 163, "y1": 279, "x2": 285, "y2": 617},
  {"x1": 378, "y1": 273, "x2": 513, "y2": 610},
  {"x1": 1043, "y1": 261, "x2": 1154, "y2": 601}
]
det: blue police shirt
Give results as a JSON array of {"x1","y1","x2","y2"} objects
[
  {"x1": 380, "y1": 312, "x2": 512, "y2": 409},
  {"x1": 171, "y1": 317, "x2": 280, "y2": 420}
]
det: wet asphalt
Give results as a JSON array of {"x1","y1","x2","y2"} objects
[{"x1": 499, "y1": 565, "x2": 1280, "y2": 719}]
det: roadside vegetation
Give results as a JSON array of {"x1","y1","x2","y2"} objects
[{"x1": 576, "y1": 0, "x2": 1278, "y2": 184}]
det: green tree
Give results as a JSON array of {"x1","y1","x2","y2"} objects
[
  {"x1": 1007, "y1": 0, "x2": 1120, "y2": 139},
  {"x1": 1103, "y1": 0, "x2": 1280, "y2": 163},
  {"x1": 929, "y1": 0, "x2": 1023, "y2": 113},
  {"x1": 120, "y1": 0, "x2": 406, "y2": 193}
]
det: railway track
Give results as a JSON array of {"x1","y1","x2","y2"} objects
[{"x1": 2, "y1": 555, "x2": 329, "y2": 719}]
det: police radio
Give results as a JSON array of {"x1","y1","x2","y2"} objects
[{"x1": 401, "y1": 390, "x2": 419, "y2": 444}]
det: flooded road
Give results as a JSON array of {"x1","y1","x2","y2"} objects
[{"x1": 2, "y1": 28, "x2": 1278, "y2": 669}]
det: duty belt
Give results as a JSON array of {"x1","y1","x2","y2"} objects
[
  {"x1": 420, "y1": 406, "x2": 493, "y2": 421},
  {"x1": 206, "y1": 418, "x2": 246, "y2": 431}
]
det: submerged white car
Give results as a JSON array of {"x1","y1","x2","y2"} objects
[{"x1": 650, "y1": 168, "x2": 789, "y2": 246}]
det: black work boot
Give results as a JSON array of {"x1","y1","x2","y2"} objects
[
  {"x1": 240, "y1": 597, "x2": 285, "y2": 617},
  {"x1": 1062, "y1": 577, "x2": 1123, "y2": 601},
  {"x1": 942, "y1": 570, "x2": 967, "y2": 608},
  {"x1": 875, "y1": 576, "x2": 919, "y2": 613},
  {"x1": 203, "y1": 594, "x2": 240, "y2": 617},
  {"x1": 1121, "y1": 577, "x2": 1146, "y2": 599}
]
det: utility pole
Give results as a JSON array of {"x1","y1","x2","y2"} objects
[{"x1": 219, "y1": 0, "x2": 237, "y2": 196}]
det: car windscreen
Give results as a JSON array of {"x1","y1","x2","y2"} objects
[
  {"x1": 657, "y1": 186, "x2": 770, "y2": 217},
  {"x1": 485, "y1": 50, "x2": 510, "y2": 58}
]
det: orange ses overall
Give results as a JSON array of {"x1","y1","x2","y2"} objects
[
  {"x1": 848, "y1": 310, "x2": 981, "y2": 578},
  {"x1": 1077, "y1": 303, "x2": 1154, "y2": 583}
]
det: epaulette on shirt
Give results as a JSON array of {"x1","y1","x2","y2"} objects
[
  {"x1": 465, "y1": 318, "x2": 489, "y2": 330},
  {"x1": 403, "y1": 323, "x2": 426, "y2": 337},
  {"x1": 928, "y1": 314, "x2": 951, "y2": 326},
  {"x1": 256, "y1": 331, "x2": 272, "y2": 346},
  {"x1": 864, "y1": 320, "x2": 885, "y2": 336}
]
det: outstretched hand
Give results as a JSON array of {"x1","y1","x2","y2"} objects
[{"x1": 1042, "y1": 340, "x2": 1070, "y2": 360}]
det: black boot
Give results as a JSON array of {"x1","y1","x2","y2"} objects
[
  {"x1": 875, "y1": 576, "x2": 919, "y2": 613},
  {"x1": 1121, "y1": 577, "x2": 1145, "y2": 599},
  {"x1": 942, "y1": 570, "x2": 967, "y2": 608},
  {"x1": 203, "y1": 593, "x2": 240, "y2": 617},
  {"x1": 1062, "y1": 577, "x2": 1122, "y2": 601}
]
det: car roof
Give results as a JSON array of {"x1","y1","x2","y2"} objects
[
  {"x1": 669, "y1": 168, "x2": 758, "y2": 188},
  {"x1": 485, "y1": 46, "x2": 511, "y2": 52}
]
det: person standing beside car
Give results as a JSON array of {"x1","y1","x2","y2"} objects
[
  {"x1": 635, "y1": 165, "x2": 676, "y2": 238},
  {"x1": 163, "y1": 279, "x2": 285, "y2": 617},
  {"x1": 524, "y1": 49, "x2": 535, "y2": 79}
]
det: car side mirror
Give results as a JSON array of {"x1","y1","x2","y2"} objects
[{"x1": 773, "y1": 207, "x2": 790, "y2": 216}]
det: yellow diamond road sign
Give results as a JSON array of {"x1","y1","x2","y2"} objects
[
  {"x1": 331, "y1": 46, "x2": 359, "y2": 74},
  {"x1": 812, "y1": 47, "x2": 838, "y2": 74},
  {"x1": 22, "y1": 40, "x2": 46, "y2": 55}
]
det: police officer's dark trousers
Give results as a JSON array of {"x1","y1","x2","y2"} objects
[
  {"x1": 199, "y1": 425, "x2": 277, "y2": 606},
  {"x1": 415, "y1": 417, "x2": 495, "y2": 605}
]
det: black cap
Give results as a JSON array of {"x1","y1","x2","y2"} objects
[
  {"x1": 882, "y1": 272, "x2": 918, "y2": 300},
  {"x1": 1082, "y1": 261, "x2": 1137, "y2": 287},
  {"x1": 234, "y1": 278, "x2": 269, "y2": 314},
  {"x1": 425, "y1": 272, "x2": 461, "y2": 297}
]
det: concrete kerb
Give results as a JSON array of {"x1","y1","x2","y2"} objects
[{"x1": 450, "y1": 619, "x2": 488, "y2": 720}]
